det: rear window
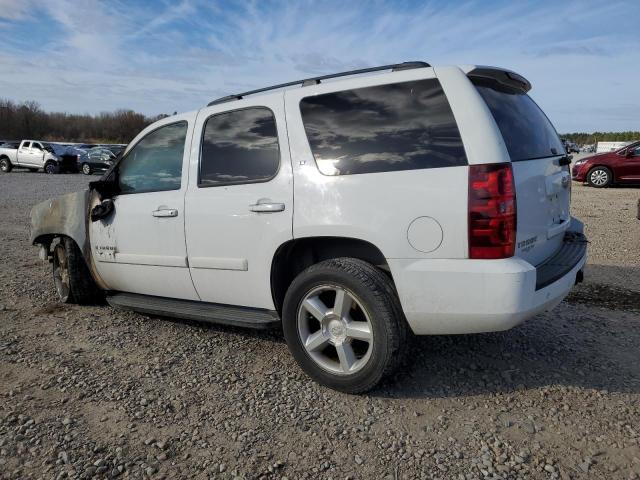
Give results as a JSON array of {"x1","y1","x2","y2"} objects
[
  {"x1": 300, "y1": 78, "x2": 467, "y2": 176},
  {"x1": 472, "y1": 78, "x2": 564, "y2": 161}
]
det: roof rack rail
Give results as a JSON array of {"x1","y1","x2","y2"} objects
[{"x1": 207, "y1": 61, "x2": 430, "y2": 106}]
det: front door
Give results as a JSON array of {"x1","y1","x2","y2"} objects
[
  {"x1": 184, "y1": 94, "x2": 293, "y2": 309},
  {"x1": 618, "y1": 143, "x2": 640, "y2": 183},
  {"x1": 90, "y1": 116, "x2": 199, "y2": 300}
]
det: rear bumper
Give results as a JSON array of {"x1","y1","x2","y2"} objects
[{"x1": 389, "y1": 220, "x2": 587, "y2": 335}]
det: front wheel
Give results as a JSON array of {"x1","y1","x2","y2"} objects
[
  {"x1": 44, "y1": 161, "x2": 58, "y2": 174},
  {"x1": 52, "y1": 237, "x2": 104, "y2": 304},
  {"x1": 587, "y1": 166, "x2": 612, "y2": 188},
  {"x1": 282, "y1": 258, "x2": 407, "y2": 394},
  {"x1": 81, "y1": 163, "x2": 92, "y2": 175},
  {"x1": 0, "y1": 157, "x2": 12, "y2": 173}
]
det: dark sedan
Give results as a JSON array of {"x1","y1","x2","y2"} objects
[
  {"x1": 572, "y1": 141, "x2": 640, "y2": 187},
  {"x1": 78, "y1": 147, "x2": 117, "y2": 175}
]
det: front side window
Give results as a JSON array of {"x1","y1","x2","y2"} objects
[
  {"x1": 118, "y1": 121, "x2": 187, "y2": 194},
  {"x1": 31, "y1": 142, "x2": 42, "y2": 150},
  {"x1": 199, "y1": 107, "x2": 280, "y2": 187},
  {"x1": 299, "y1": 78, "x2": 467, "y2": 176}
]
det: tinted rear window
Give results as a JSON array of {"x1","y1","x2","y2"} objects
[
  {"x1": 300, "y1": 78, "x2": 467, "y2": 176},
  {"x1": 472, "y1": 78, "x2": 564, "y2": 161}
]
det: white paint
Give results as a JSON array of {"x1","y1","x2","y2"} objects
[
  {"x1": 406, "y1": 217, "x2": 443, "y2": 253},
  {"x1": 85, "y1": 63, "x2": 586, "y2": 337},
  {"x1": 183, "y1": 92, "x2": 293, "y2": 309},
  {"x1": 90, "y1": 112, "x2": 200, "y2": 301}
]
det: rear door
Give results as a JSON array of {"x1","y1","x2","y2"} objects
[
  {"x1": 472, "y1": 77, "x2": 570, "y2": 266},
  {"x1": 184, "y1": 94, "x2": 293, "y2": 309}
]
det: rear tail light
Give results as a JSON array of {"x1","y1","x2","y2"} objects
[{"x1": 468, "y1": 163, "x2": 516, "y2": 259}]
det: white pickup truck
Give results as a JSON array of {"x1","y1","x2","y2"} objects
[{"x1": 0, "y1": 139, "x2": 64, "y2": 174}]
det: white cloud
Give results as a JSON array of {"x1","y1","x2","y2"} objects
[{"x1": 0, "y1": 0, "x2": 638, "y2": 131}]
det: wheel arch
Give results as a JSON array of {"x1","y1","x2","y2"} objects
[
  {"x1": 30, "y1": 189, "x2": 109, "y2": 290},
  {"x1": 270, "y1": 236, "x2": 392, "y2": 315}
]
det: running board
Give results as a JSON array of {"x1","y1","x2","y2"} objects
[{"x1": 107, "y1": 293, "x2": 280, "y2": 329}]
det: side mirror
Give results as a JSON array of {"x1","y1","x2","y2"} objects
[
  {"x1": 89, "y1": 176, "x2": 119, "y2": 198},
  {"x1": 626, "y1": 149, "x2": 634, "y2": 158}
]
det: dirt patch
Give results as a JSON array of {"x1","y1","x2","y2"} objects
[{"x1": 567, "y1": 283, "x2": 640, "y2": 311}]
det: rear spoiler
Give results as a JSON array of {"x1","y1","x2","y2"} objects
[{"x1": 467, "y1": 66, "x2": 531, "y2": 93}]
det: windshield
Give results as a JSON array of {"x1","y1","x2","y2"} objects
[{"x1": 472, "y1": 78, "x2": 564, "y2": 161}]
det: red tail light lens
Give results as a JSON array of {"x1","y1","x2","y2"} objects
[{"x1": 468, "y1": 163, "x2": 516, "y2": 259}]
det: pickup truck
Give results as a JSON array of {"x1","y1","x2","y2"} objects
[{"x1": 0, "y1": 140, "x2": 71, "y2": 174}]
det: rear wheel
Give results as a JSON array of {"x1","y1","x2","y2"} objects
[
  {"x1": 587, "y1": 166, "x2": 612, "y2": 188},
  {"x1": 44, "y1": 161, "x2": 58, "y2": 174},
  {"x1": 0, "y1": 158, "x2": 12, "y2": 173},
  {"x1": 81, "y1": 163, "x2": 92, "y2": 175},
  {"x1": 52, "y1": 237, "x2": 104, "y2": 304},
  {"x1": 282, "y1": 258, "x2": 406, "y2": 394}
]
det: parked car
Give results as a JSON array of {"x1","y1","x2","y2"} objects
[
  {"x1": 107, "y1": 145, "x2": 126, "y2": 156},
  {"x1": 562, "y1": 139, "x2": 580, "y2": 153},
  {"x1": 0, "y1": 140, "x2": 75, "y2": 173},
  {"x1": 30, "y1": 62, "x2": 587, "y2": 393},
  {"x1": 572, "y1": 141, "x2": 640, "y2": 187},
  {"x1": 78, "y1": 147, "x2": 118, "y2": 175}
]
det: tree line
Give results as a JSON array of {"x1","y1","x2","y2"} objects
[
  {"x1": 1, "y1": 97, "x2": 638, "y2": 146},
  {"x1": 561, "y1": 131, "x2": 640, "y2": 145},
  {"x1": 0, "y1": 99, "x2": 169, "y2": 144}
]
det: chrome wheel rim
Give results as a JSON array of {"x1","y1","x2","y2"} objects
[
  {"x1": 0, "y1": 160, "x2": 8, "y2": 171},
  {"x1": 82, "y1": 164, "x2": 91, "y2": 175},
  {"x1": 46, "y1": 164, "x2": 56, "y2": 174},
  {"x1": 53, "y1": 244, "x2": 70, "y2": 301},
  {"x1": 297, "y1": 284, "x2": 373, "y2": 375},
  {"x1": 590, "y1": 169, "x2": 608, "y2": 186}
]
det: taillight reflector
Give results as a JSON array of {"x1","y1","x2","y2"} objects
[{"x1": 468, "y1": 163, "x2": 516, "y2": 259}]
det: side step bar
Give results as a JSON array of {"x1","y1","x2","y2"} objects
[{"x1": 107, "y1": 293, "x2": 280, "y2": 330}]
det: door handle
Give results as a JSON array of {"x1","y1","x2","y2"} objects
[
  {"x1": 249, "y1": 200, "x2": 285, "y2": 213},
  {"x1": 152, "y1": 208, "x2": 178, "y2": 217}
]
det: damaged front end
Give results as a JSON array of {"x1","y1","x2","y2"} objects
[{"x1": 30, "y1": 188, "x2": 109, "y2": 290}]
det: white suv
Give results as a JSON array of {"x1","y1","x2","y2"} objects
[{"x1": 30, "y1": 62, "x2": 587, "y2": 393}]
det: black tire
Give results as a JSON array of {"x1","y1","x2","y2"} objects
[
  {"x1": 282, "y1": 257, "x2": 407, "y2": 394},
  {"x1": 0, "y1": 157, "x2": 12, "y2": 173},
  {"x1": 52, "y1": 237, "x2": 104, "y2": 305},
  {"x1": 28, "y1": 168, "x2": 39, "y2": 172},
  {"x1": 81, "y1": 163, "x2": 92, "y2": 175},
  {"x1": 44, "y1": 161, "x2": 59, "y2": 174},
  {"x1": 587, "y1": 166, "x2": 612, "y2": 188}
]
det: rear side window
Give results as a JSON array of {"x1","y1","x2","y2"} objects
[
  {"x1": 472, "y1": 78, "x2": 564, "y2": 161},
  {"x1": 199, "y1": 107, "x2": 280, "y2": 187},
  {"x1": 300, "y1": 78, "x2": 467, "y2": 176}
]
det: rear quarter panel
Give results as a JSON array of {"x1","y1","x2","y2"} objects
[{"x1": 284, "y1": 67, "x2": 470, "y2": 260}]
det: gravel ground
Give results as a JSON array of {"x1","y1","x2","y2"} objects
[{"x1": 1, "y1": 169, "x2": 639, "y2": 480}]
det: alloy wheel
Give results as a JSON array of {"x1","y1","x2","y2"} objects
[
  {"x1": 296, "y1": 284, "x2": 374, "y2": 375},
  {"x1": 590, "y1": 169, "x2": 609, "y2": 186}
]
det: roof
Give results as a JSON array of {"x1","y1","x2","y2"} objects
[{"x1": 206, "y1": 61, "x2": 431, "y2": 107}]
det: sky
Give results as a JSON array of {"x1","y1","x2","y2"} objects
[{"x1": 0, "y1": 0, "x2": 638, "y2": 133}]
